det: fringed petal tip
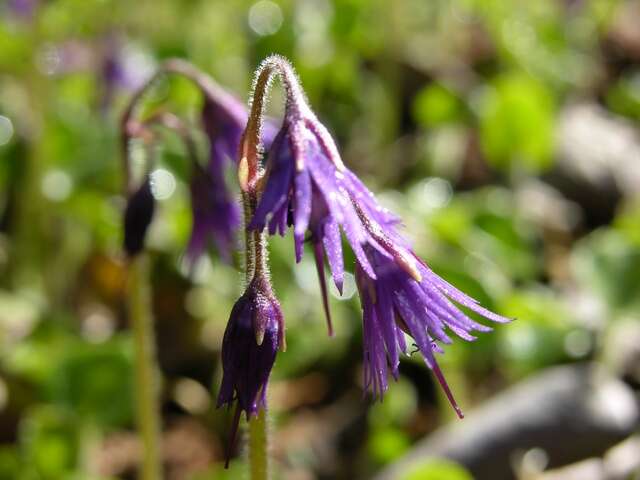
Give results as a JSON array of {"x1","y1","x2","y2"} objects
[
  {"x1": 431, "y1": 362, "x2": 464, "y2": 419},
  {"x1": 313, "y1": 242, "x2": 334, "y2": 337}
]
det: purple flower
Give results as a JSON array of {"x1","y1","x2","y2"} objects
[
  {"x1": 217, "y1": 275, "x2": 284, "y2": 462},
  {"x1": 246, "y1": 57, "x2": 510, "y2": 416},
  {"x1": 344, "y1": 159, "x2": 510, "y2": 414},
  {"x1": 186, "y1": 160, "x2": 240, "y2": 265},
  {"x1": 249, "y1": 106, "x2": 389, "y2": 334},
  {"x1": 355, "y1": 245, "x2": 509, "y2": 416},
  {"x1": 100, "y1": 35, "x2": 153, "y2": 113},
  {"x1": 185, "y1": 95, "x2": 276, "y2": 266},
  {"x1": 8, "y1": 0, "x2": 38, "y2": 20}
]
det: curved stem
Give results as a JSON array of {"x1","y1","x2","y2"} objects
[
  {"x1": 242, "y1": 163, "x2": 272, "y2": 480},
  {"x1": 120, "y1": 59, "x2": 236, "y2": 194},
  {"x1": 249, "y1": 410, "x2": 268, "y2": 480},
  {"x1": 240, "y1": 55, "x2": 308, "y2": 190},
  {"x1": 128, "y1": 255, "x2": 162, "y2": 480},
  {"x1": 142, "y1": 111, "x2": 200, "y2": 168},
  {"x1": 242, "y1": 190, "x2": 256, "y2": 284}
]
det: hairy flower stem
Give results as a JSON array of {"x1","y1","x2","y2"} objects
[
  {"x1": 249, "y1": 410, "x2": 269, "y2": 480},
  {"x1": 241, "y1": 188, "x2": 272, "y2": 480},
  {"x1": 240, "y1": 56, "x2": 308, "y2": 192},
  {"x1": 240, "y1": 63, "x2": 283, "y2": 475},
  {"x1": 128, "y1": 255, "x2": 162, "y2": 480}
]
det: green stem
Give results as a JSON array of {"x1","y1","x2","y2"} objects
[
  {"x1": 242, "y1": 189, "x2": 270, "y2": 480},
  {"x1": 128, "y1": 255, "x2": 162, "y2": 480},
  {"x1": 249, "y1": 410, "x2": 269, "y2": 480}
]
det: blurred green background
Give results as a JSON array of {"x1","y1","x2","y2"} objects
[{"x1": 1, "y1": 0, "x2": 640, "y2": 479}]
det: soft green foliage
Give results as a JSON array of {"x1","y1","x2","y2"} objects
[
  {"x1": 413, "y1": 84, "x2": 463, "y2": 128},
  {"x1": 0, "y1": 0, "x2": 636, "y2": 477},
  {"x1": 479, "y1": 73, "x2": 555, "y2": 172},
  {"x1": 401, "y1": 459, "x2": 473, "y2": 480}
]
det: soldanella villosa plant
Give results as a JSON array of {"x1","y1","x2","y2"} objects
[{"x1": 120, "y1": 55, "x2": 510, "y2": 480}]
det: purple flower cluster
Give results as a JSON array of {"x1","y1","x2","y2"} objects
[
  {"x1": 122, "y1": 57, "x2": 510, "y2": 458},
  {"x1": 246, "y1": 58, "x2": 510, "y2": 415}
]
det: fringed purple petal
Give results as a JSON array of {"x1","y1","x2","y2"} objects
[
  {"x1": 293, "y1": 169, "x2": 312, "y2": 237},
  {"x1": 313, "y1": 242, "x2": 334, "y2": 336},
  {"x1": 397, "y1": 276, "x2": 452, "y2": 345},
  {"x1": 375, "y1": 283, "x2": 401, "y2": 379},
  {"x1": 268, "y1": 201, "x2": 289, "y2": 237},
  {"x1": 250, "y1": 133, "x2": 294, "y2": 231},
  {"x1": 418, "y1": 262, "x2": 511, "y2": 324},
  {"x1": 362, "y1": 288, "x2": 389, "y2": 399},
  {"x1": 322, "y1": 219, "x2": 344, "y2": 294},
  {"x1": 344, "y1": 169, "x2": 400, "y2": 227},
  {"x1": 294, "y1": 233, "x2": 304, "y2": 263},
  {"x1": 186, "y1": 165, "x2": 240, "y2": 266}
]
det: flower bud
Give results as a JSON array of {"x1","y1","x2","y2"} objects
[
  {"x1": 217, "y1": 275, "x2": 284, "y2": 460},
  {"x1": 123, "y1": 178, "x2": 155, "y2": 257}
]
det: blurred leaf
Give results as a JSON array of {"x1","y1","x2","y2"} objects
[
  {"x1": 19, "y1": 405, "x2": 79, "y2": 479},
  {"x1": 572, "y1": 229, "x2": 640, "y2": 313},
  {"x1": 413, "y1": 84, "x2": 463, "y2": 128},
  {"x1": 498, "y1": 288, "x2": 572, "y2": 376},
  {"x1": 368, "y1": 427, "x2": 411, "y2": 465},
  {"x1": 606, "y1": 73, "x2": 640, "y2": 120},
  {"x1": 401, "y1": 458, "x2": 473, "y2": 480},
  {"x1": 428, "y1": 201, "x2": 474, "y2": 246},
  {"x1": 479, "y1": 73, "x2": 555, "y2": 172},
  {"x1": 615, "y1": 200, "x2": 640, "y2": 246},
  {"x1": 0, "y1": 446, "x2": 20, "y2": 480},
  {"x1": 369, "y1": 378, "x2": 417, "y2": 428},
  {"x1": 47, "y1": 338, "x2": 133, "y2": 427}
]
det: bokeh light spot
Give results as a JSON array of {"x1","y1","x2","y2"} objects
[
  {"x1": 248, "y1": 0, "x2": 283, "y2": 36},
  {"x1": 150, "y1": 168, "x2": 176, "y2": 200},
  {"x1": 564, "y1": 329, "x2": 592, "y2": 358},
  {"x1": 41, "y1": 169, "x2": 72, "y2": 201},
  {"x1": 0, "y1": 116, "x2": 14, "y2": 146}
]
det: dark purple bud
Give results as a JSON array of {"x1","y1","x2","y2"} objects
[
  {"x1": 123, "y1": 178, "x2": 155, "y2": 257},
  {"x1": 217, "y1": 275, "x2": 284, "y2": 465}
]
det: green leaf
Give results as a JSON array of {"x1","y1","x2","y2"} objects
[
  {"x1": 368, "y1": 427, "x2": 411, "y2": 465},
  {"x1": 413, "y1": 84, "x2": 463, "y2": 127},
  {"x1": 47, "y1": 339, "x2": 134, "y2": 427},
  {"x1": 571, "y1": 229, "x2": 640, "y2": 312},
  {"x1": 19, "y1": 406, "x2": 79, "y2": 479},
  {"x1": 479, "y1": 73, "x2": 555, "y2": 172},
  {"x1": 401, "y1": 459, "x2": 473, "y2": 480}
]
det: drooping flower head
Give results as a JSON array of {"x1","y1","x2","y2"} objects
[
  {"x1": 244, "y1": 56, "x2": 393, "y2": 335},
  {"x1": 354, "y1": 245, "x2": 509, "y2": 416},
  {"x1": 217, "y1": 274, "x2": 284, "y2": 462},
  {"x1": 244, "y1": 55, "x2": 511, "y2": 416},
  {"x1": 183, "y1": 94, "x2": 247, "y2": 265},
  {"x1": 185, "y1": 92, "x2": 277, "y2": 266}
]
